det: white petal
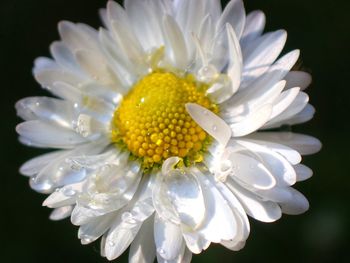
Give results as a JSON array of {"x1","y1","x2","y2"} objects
[
  {"x1": 242, "y1": 30, "x2": 287, "y2": 86},
  {"x1": 16, "y1": 97, "x2": 77, "y2": 128},
  {"x1": 124, "y1": 0, "x2": 163, "y2": 51},
  {"x1": 43, "y1": 181, "x2": 84, "y2": 208},
  {"x1": 162, "y1": 157, "x2": 181, "y2": 176},
  {"x1": 50, "y1": 41, "x2": 82, "y2": 73},
  {"x1": 153, "y1": 169, "x2": 206, "y2": 229},
  {"x1": 240, "y1": 49, "x2": 300, "y2": 94},
  {"x1": 129, "y1": 215, "x2": 156, "y2": 263},
  {"x1": 229, "y1": 104, "x2": 272, "y2": 137},
  {"x1": 16, "y1": 120, "x2": 86, "y2": 149},
  {"x1": 105, "y1": 221, "x2": 141, "y2": 260},
  {"x1": 279, "y1": 188, "x2": 309, "y2": 215},
  {"x1": 264, "y1": 92, "x2": 309, "y2": 128},
  {"x1": 192, "y1": 170, "x2": 238, "y2": 242},
  {"x1": 206, "y1": 24, "x2": 242, "y2": 103},
  {"x1": 78, "y1": 213, "x2": 116, "y2": 244},
  {"x1": 241, "y1": 10, "x2": 266, "y2": 45},
  {"x1": 269, "y1": 87, "x2": 300, "y2": 120},
  {"x1": 19, "y1": 151, "x2": 66, "y2": 176},
  {"x1": 226, "y1": 178, "x2": 282, "y2": 222},
  {"x1": 236, "y1": 140, "x2": 297, "y2": 186},
  {"x1": 247, "y1": 132, "x2": 321, "y2": 156},
  {"x1": 284, "y1": 71, "x2": 312, "y2": 90},
  {"x1": 222, "y1": 80, "x2": 285, "y2": 121},
  {"x1": 242, "y1": 139, "x2": 302, "y2": 165},
  {"x1": 49, "y1": 206, "x2": 73, "y2": 221},
  {"x1": 29, "y1": 142, "x2": 106, "y2": 193},
  {"x1": 226, "y1": 152, "x2": 277, "y2": 190},
  {"x1": 162, "y1": 15, "x2": 189, "y2": 69},
  {"x1": 75, "y1": 49, "x2": 120, "y2": 88},
  {"x1": 182, "y1": 232, "x2": 210, "y2": 254},
  {"x1": 294, "y1": 164, "x2": 313, "y2": 182},
  {"x1": 273, "y1": 104, "x2": 315, "y2": 127},
  {"x1": 77, "y1": 161, "x2": 142, "y2": 215},
  {"x1": 175, "y1": 0, "x2": 206, "y2": 38},
  {"x1": 197, "y1": 14, "x2": 215, "y2": 55},
  {"x1": 71, "y1": 205, "x2": 107, "y2": 226},
  {"x1": 103, "y1": 182, "x2": 155, "y2": 263},
  {"x1": 58, "y1": 21, "x2": 99, "y2": 51},
  {"x1": 186, "y1": 103, "x2": 231, "y2": 147},
  {"x1": 154, "y1": 214, "x2": 183, "y2": 260},
  {"x1": 216, "y1": 0, "x2": 246, "y2": 39},
  {"x1": 213, "y1": 179, "x2": 250, "y2": 244}
]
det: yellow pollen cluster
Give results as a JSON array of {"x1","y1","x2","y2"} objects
[{"x1": 112, "y1": 72, "x2": 217, "y2": 167}]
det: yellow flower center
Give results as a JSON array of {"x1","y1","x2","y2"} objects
[{"x1": 112, "y1": 71, "x2": 217, "y2": 167}]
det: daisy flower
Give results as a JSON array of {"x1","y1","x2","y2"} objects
[{"x1": 15, "y1": 0, "x2": 321, "y2": 262}]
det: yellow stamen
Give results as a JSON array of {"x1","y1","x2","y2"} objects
[{"x1": 112, "y1": 71, "x2": 217, "y2": 167}]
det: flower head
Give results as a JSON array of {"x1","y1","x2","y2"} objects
[{"x1": 16, "y1": 0, "x2": 321, "y2": 262}]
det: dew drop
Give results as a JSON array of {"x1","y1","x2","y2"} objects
[
  {"x1": 121, "y1": 212, "x2": 137, "y2": 224},
  {"x1": 81, "y1": 235, "x2": 93, "y2": 244},
  {"x1": 221, "y1": 160, "x2": 232, "y2": 173},
  {"x1": 108, "y1": 241, "x2": 115, "y2": 247},
  {"x1": 212, "y1": 125, "x2": 217, "y2": 132},
  {"x1": 157, "y1": 248, "x2": 165, "y2": 255},
  {"x1": 63, "y1": 188, "x2": 76, "y2": 197}
]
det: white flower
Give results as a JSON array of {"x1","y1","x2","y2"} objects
[{"x1": 16, "y1": 0, "x2": 321, "y2": 262}]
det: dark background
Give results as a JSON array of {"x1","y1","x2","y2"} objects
[{"x1": 1, "y1": 0, "x2": 349, "y2": 262}]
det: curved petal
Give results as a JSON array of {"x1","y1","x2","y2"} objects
[
  {"x1": 129, "y1": 215, "x2": 156, "y2": 263},
  {"x1": 294, "y1": 164, "x2": 313, "y2": 182},
  {"x1": 162, "y1": 15, "x2": 189, "y2": 69},
  {"x1": 279, "y1": 188, "x2": 309, "y2": 215},
  {"x1": 245, "y1": 132, "x2": 322, "y2": 155},
  {"x1": 284, "y1": 71, "x2": 312, "y2": 90},
  {"x1": 241, "y1": 10, "x2": 266, "y2": 45},
  {"x1": 226, "y1": 178, "x2": 282, "y2": 222},
  {"x1": 236, "y1": 139, "x2": 297, "y2": 186},
  {"x1": 16, "y1": 120, "x2": 86, "y2": 149},
  {"x1": 154, "y1": 214, "x2": 183, "y2": 261},
  {"x1": 186, "y1": 103, "x2": 231, "y2": 147},
  {"x1": 216, "y1": 0, "x2": 246, "y2": 39},
  {"x1": 49, "y1": 206, "x2": 73, "y2": 221}
]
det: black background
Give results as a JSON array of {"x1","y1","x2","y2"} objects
[{"x1": 1, "y1": 0, "x2": 349, "y2": 262}]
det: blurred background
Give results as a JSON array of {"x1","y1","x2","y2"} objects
[{"x1": 0, "y1": 0, "x2": 349, "y2": 262}]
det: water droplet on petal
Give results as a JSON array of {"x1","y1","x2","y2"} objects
[
  {"x1": 108, "y1": 241, "x2": 115, "y2": 247},
  {"x1": 221, "y1": 160, "x2": 232, "y2": 173},
  {"x1": 212, "y1": 125, "x2": 217, "y2": 132},
  {"x1": 121, "y1": 212, "x2": 137, "y2": 224},
  {"x1": 63, "y1": 188, "x2": 76, "y2": 197},
  {"x1": 157, "y1": 248, "x2": 165, "y2": 255}
]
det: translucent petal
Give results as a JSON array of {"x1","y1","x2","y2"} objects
[
  {"x1": 229, "y1": 104, "x2": 272, "y2": 137},
  {"x1": 78, "y1": 213, "x2": 116, "y2": 244},
  {"x1": 49, "y1": 206, "x2": 73, "y2": 221},
  {"x1": 294, "y1": 164, "x2": 313, "y2": 182},
  {"x1": 246, "y1": 132, "x2": 322, "y2": 155},
  {"x1": 163, "y1": 15, "x2": 189, "y2": 69},
  {"x1": 279, "y1": 188, "x2": 309, "y2": 215},
  {"x1": 226, "y1": 178, "x2": 282, "y2": 222},
  {"x1": 216, "y1": 0, "x2": 246, "y2": 39},
  {"x1": 154, "y1": 214, "x2": 183, "y2": 260},
  {"x1": 236, "y1": 140, "x2": 297, "y2": 186},
  {"x1": 186, "y1": 103, "x2": 231, "y2": 147},
  {"x1": 129, "y1": 215, "x2": 156, "y2": 263},
  {"x1": 284, "y1": 71, "x2": 312, "y2": 91},
  {"x1": 241, "y1": 10, "x2": 266, "y2": 45},
  {"x1": 16, "y1": 120, "x2": 86, "y2": 149}
]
